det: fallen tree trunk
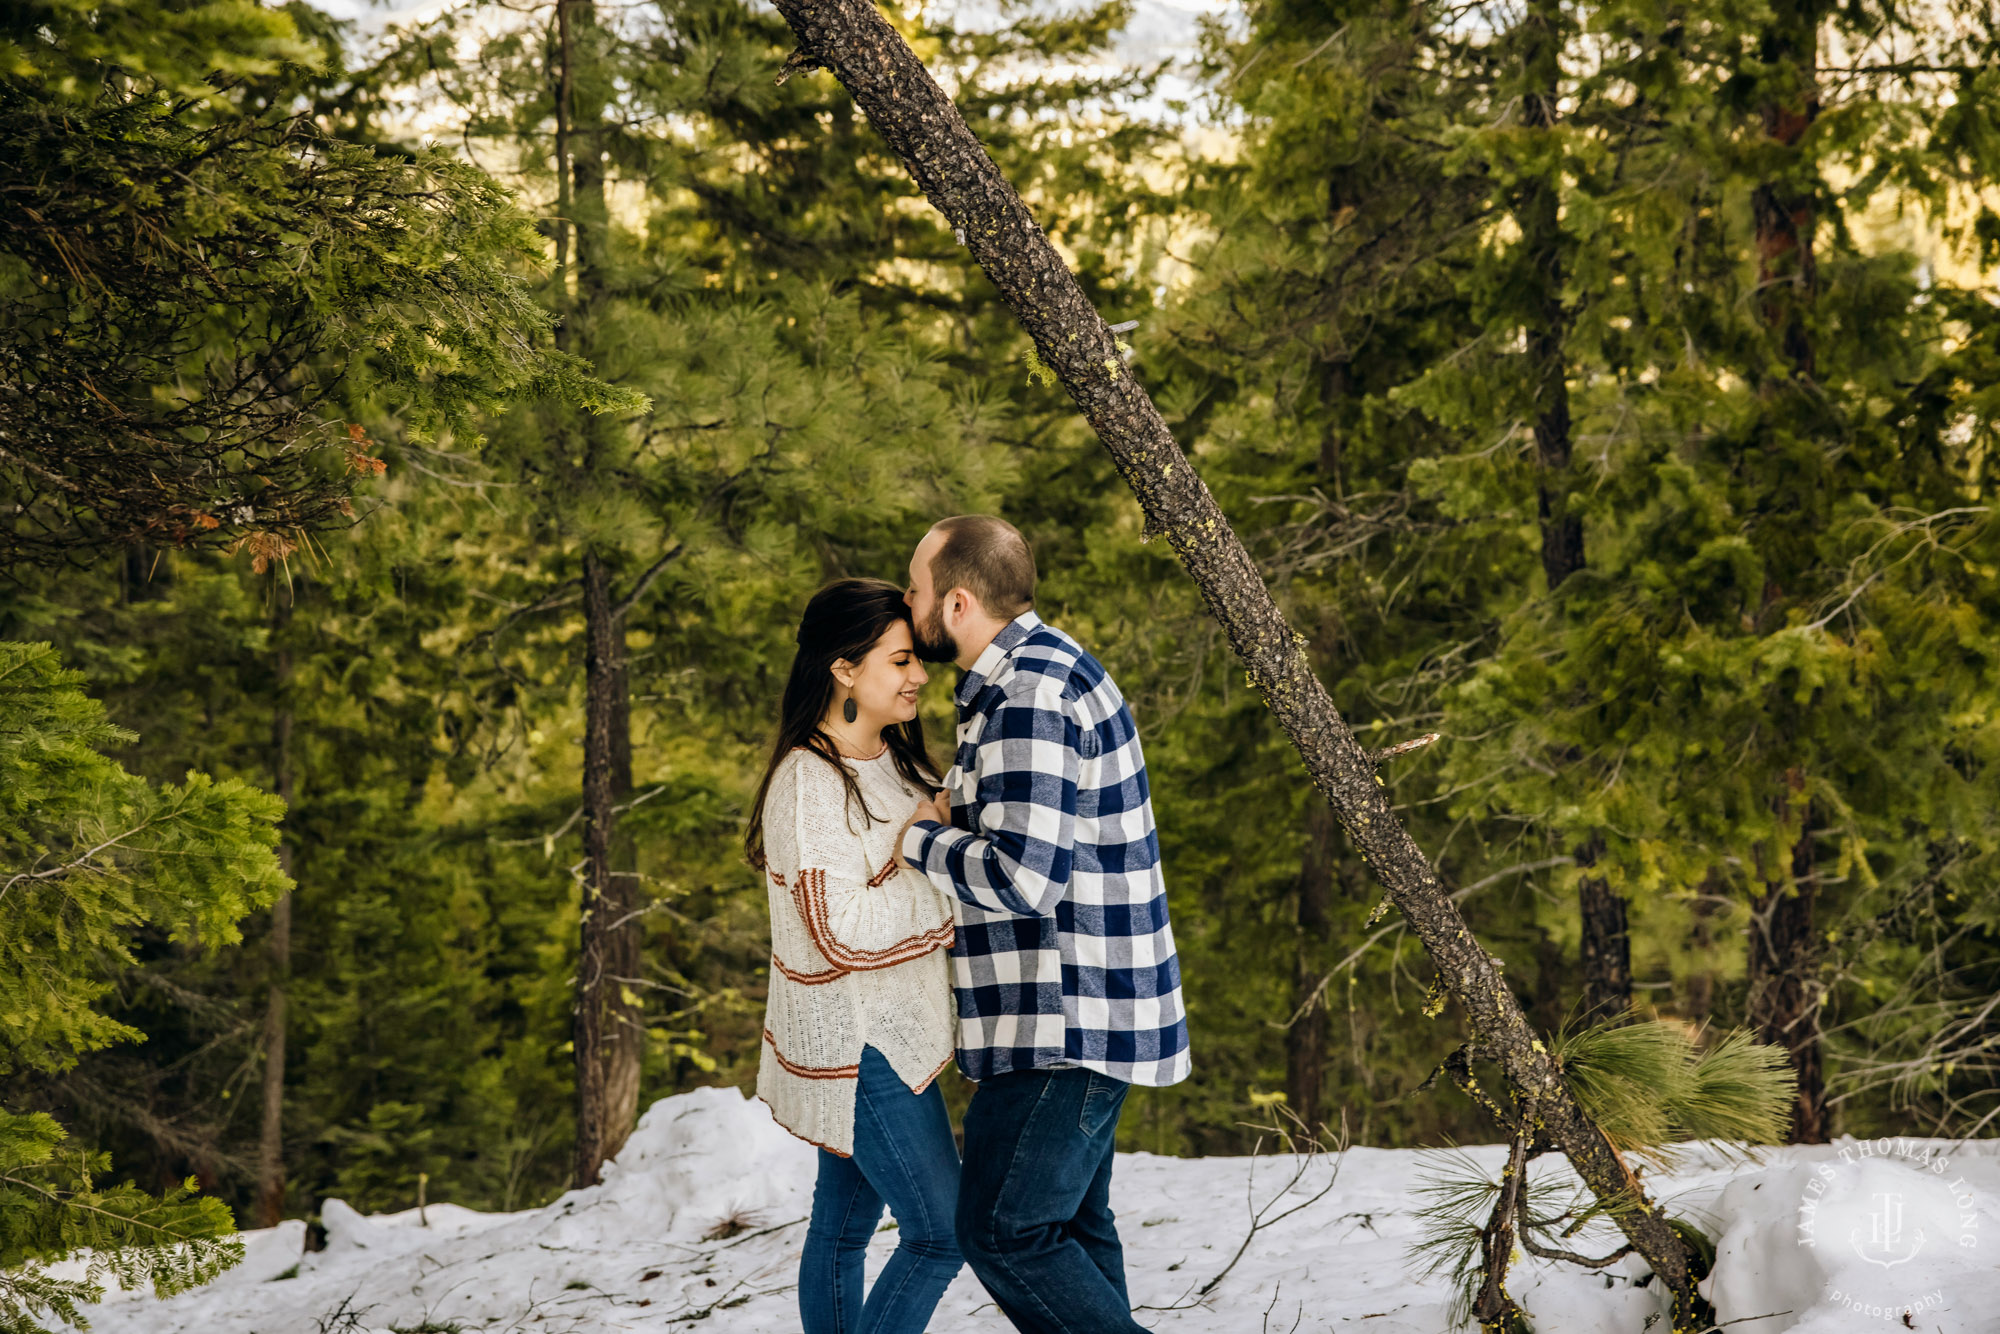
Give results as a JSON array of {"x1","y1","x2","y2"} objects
[{"x1": 760, "y1": 1, "x2": 1711, "y2": 1326}]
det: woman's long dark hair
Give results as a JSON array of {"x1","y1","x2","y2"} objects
[{"x1": 744, "y1": 578, "x2": 940, "y2": 868}]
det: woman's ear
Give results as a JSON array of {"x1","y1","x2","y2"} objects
[{"x1": 830, "y1": 659, "x2": 857, "y2": 690}]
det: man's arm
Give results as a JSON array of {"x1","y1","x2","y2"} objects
[{"x1": 900, "y1": 683, "x2": 1079, "y2": 918}]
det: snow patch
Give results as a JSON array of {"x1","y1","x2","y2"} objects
[{"x1": 57, "y1": 1091, "x2": 2000, "y2": 1333}]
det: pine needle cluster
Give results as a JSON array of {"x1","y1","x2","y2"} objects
[
  {"x1": 1552, "y1": 1020, "x2": 1797, "y2": 1163},
  {"x1": 1409, "y1": 1147, "x2": 1578, "y2": 1331},
  {"x1": 1407, "y1": 1020, "x2": 1791, "y2": 1328}
]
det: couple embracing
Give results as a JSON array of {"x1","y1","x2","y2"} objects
[{"x1": 748, "y1": 515, "x2": 1191, "y2": 1333}]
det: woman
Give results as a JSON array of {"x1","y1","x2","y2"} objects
[{"x1": 747, "y1": 577, "x2": 963, "y2": 1334}]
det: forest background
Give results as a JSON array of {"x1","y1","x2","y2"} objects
[{"x1": 5, "y1": 0, "x2": 2000, "y2": 1264}]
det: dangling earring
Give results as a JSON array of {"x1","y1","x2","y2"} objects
[{"x1": 842, "y1": 697, "x2": 858, "y2": 724}]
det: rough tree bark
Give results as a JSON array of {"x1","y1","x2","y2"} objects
[
  {"x1": 559, "y1": 0, "x2": 644, "y2": 1187},
  {"x1": 761, "y1": 3, "x2": 1711, "y2": 1323},
  {"x1": 1748, "y1": 773, "x2": 1827, "y2": 1142},
  {"x1": 257, "y1": 595, "x2": 294, "y2": 1228},
  {"x1": 1577, "y1": 865, "x2": 1633, "y2": 1025},
  {"x1": 1514, "y1": 0, "x2": 1629, "y2": 1028}
]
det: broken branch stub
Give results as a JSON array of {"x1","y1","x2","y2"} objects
[{"x1": 760, "y1": 1, "x2": 1710, "y2": 1326}]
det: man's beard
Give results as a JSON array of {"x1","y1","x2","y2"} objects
[{"x1": 911, "y1": 602, "x2": 958, "y2": 663}]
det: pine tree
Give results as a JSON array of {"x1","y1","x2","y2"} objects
[
  {"x1": 0, "y1": 0, "x2": 629, "y2": 571},
  {"x1": 4, "y1": 0, "x2": 1150, "y2": 1227},
  {"x1": 1150, "y1": 0, "x2": 1527, "y2": 1139},
  {"x1": 0, "y1": 642, "x2": 287, "y2": 1332},
  {"x1": 1426, "y1": 0, "x2": 2000, "y2": 1146}
]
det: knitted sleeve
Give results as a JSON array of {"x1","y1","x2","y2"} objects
[{"x1": 781, "y1": 752, "x2": 953, "y2": 972}]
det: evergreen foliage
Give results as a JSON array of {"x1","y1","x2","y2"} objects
[
  {"x1": 0, "y1": 0, "x2": 633, "y2": 568},
  {"x1": 2, "y1": 1, "x2": 1998, "y2": 1315},
  {"x1": 1552, "y1": 1020, "x2": 1796, "y2": 1157},
  {"x1": 0, "y1": 643, "x2": 282, "y2": 1331},
  {"x1": 1154, "y1": 0, "x2": 2000, "y2": 1150},
  {"x1": 0, "y1": 643, "x2": 289, "y2": 1072}
]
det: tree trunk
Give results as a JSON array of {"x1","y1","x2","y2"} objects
[
  {"x1": 574, "y1": 551, "x2": 643, "y2": 1184},
  {"x1": 1752, "y1": 0, "x2": 1822, "y2": 379},
  {"x1": 1749, "y1": 880, "x2": 1825, "y2": 1142},
  {"x1": 764, "y1": 3, "x2": 1710, "y2": 1322},
  {"x1": 1746, "y1": 0, "x2": 1827, "y2": 1142},
  {"x1": 1288, "y1": 353, "x2": 1347, "y2": 1129},
  {"x1": 558, "y1": 0, "x2": 643, "y2": 1187},
  {"x1": 256, "y1": 599, "x2": 294, "y2": 1228},
  {"x1": 1286, "y1": 802, "x2": 1338, "y2": 1132},
  {"x1": 1681, "y1": 877, "x2": 1723, "y2": 1024},
  {"x1": 1517, "y1": 0, "x2": 1583, "y2": 595},
  {"x1": 1577, "y1": 871, "x2": 1632, "y2": 1025},
  {"x1": 1749, "y1": 783, "x2": 1827, "y2": 1142},
  {"x1": 121, "y1": 541, "x2": 166, "y2": 603},
  {"x1": 574, "y1": 554, "x2": 614, "y2": 1186},
  {"x1": 601, "y1": 606, "x2": 642, "y2": 1159},
  {"x1": 1515, "y1": 0, "x2": 1629, "y2": 1028}
]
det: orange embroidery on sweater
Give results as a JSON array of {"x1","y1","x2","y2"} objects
[
  {"x1": 911, "y1": 1049, "x2": 955, "y2": 1096},
  {"x1": 789, "y1": 867, "x2": 955, "y2": 972},
  {"x1": 762, "y1": 1028, "x2": 859, "y2": 1080},
  {"x1": 865, "y1": 856, "x2": 902, "y2": 889},
  {"x1": 770, "y1": 952, "x2": 846, "y2": 985}
]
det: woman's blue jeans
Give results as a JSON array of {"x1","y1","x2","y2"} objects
[{"x1": 799, "y1": 1046, "x2": 963, "y2": 1334}]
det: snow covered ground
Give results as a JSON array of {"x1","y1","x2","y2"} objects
[{"x1": 63, "y1": 1087, "x2": 2000, "y2": 1333}]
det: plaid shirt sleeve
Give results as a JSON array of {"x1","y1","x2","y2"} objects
[{"x1": 900, "y1": 680, "x2": 1077, "y2": 918}]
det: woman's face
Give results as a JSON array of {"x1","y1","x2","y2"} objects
[{"x1": 835, "y1": 619, "x2": 928, "y2": 729}]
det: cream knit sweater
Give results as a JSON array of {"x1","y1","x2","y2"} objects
[{"x1": 755, "y1": 745, "x2": 957, "y2": 1157}]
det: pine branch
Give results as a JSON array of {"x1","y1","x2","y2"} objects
[{"x1": 610, "y1": 543, "x2": 686, "y2": 620}]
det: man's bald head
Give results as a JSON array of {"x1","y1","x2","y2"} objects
[{"x1": 924, "y1": 515, "x2": 1036, "y2": 620}]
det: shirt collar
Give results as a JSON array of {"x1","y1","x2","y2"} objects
[{"x1": 954, "y1": 609, "x2": 1043, "y2": 709}]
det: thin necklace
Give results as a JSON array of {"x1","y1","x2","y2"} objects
[{"x1": 826, "y1": 729, "x2": 887, "y2": 761}]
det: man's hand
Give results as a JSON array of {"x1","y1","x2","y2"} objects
[{"x1": 893, "y1": 792, "x2": 953, "y2": 870}]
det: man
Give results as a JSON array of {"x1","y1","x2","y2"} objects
[{"x1": 896, "y1": 514, "x2": 1190, "y2": 1334}]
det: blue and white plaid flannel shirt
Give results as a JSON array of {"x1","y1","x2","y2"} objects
[{"x1": 899, "y1": 610, "x2": 1191, "y2": 1086}]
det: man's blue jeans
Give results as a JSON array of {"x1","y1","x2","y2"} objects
[
  {"x1": 955, "y1": 1065, "x2": 1145, "y2": 1333},
  {"x1": 799, "y1": 1046, "x2": 963, "y2": 1334}
]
